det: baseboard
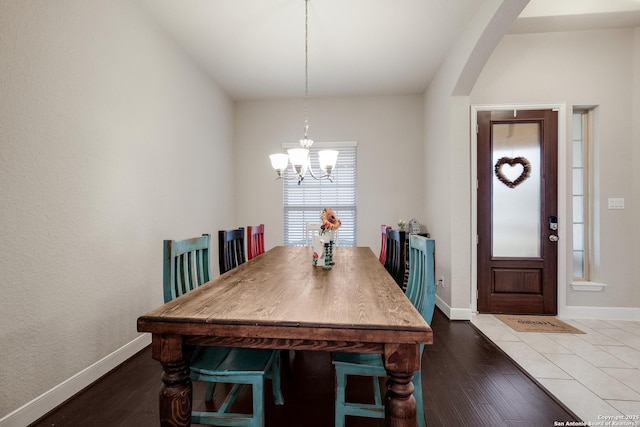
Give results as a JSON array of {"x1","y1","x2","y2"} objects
[
  {"x1": 435, "y1": 296, "x2": 473, "y2": 321},
  {"x1": 558, "y1": 305, "x2": 640, "y2": 321},
  {"x1": 0, "y1": 334, "x2": 151, "y2": 427},
  {"x1": 436, "y1": 294, "x2": 640, "y2": 322}
]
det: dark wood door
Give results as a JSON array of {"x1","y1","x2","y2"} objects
[{"x1": 477, "y1": 109, "x2": 558, "y2": 315}]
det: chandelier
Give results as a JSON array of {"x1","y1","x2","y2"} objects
[{"x1": 269, "y1": 0, "x2": 338, "y2": 185}]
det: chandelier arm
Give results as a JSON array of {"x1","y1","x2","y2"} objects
[
  {"x1": 307, "y1": 156, "x2": 319, "y2": 180},
  {"x1": 306, "y1": 165, "x2": 332, "y2": 182},
  {"x1": 305, "y1": 153, "x2": 330, "y2": 181}
]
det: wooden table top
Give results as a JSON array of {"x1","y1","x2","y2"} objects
[{"x1": 137, "y1": 246, "x2": 432, "y2": 346}]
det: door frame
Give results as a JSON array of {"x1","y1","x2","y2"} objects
[{"x1": 470, "y1": 103, "x2": 568, "y2": 316}]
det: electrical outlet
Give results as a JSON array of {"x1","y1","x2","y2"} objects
[{"x1": 438, "y1": 276, "x2": 445, "y2": 287}]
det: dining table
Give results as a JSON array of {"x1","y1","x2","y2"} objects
[{"x1": 137, "y1": 245, "x2": 433, "y2": 427}]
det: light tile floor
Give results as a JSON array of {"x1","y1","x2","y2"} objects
[{"x1": 471, "y1": 314, "x2": 640, "y2": 426}]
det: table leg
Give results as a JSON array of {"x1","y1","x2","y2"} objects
[
  {"x1": 385, "y1": 370, "x2": 416, "y2": 426},
  {"x1": 384, "y1": 343, "x2": 420, "y2": 427},
  {"x1": 153, "y1": 334, "x2": 192, "y2": 427},
  {"x1": 160, "y1": 359, "x2": 191, "y2": 426}
]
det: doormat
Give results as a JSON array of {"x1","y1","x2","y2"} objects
[{"x1": 496, "y1": 315, "x2": 585, "y2": 334}]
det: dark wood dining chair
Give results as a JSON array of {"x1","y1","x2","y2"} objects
[
  {"x1": 163, "y1": 233, "x2": 284, "y2": 426},
  {"x1": 218, "y1": 228, "x2": 246, "y2": 274},
  {"x1": 384, "y1": 229, "x2": 406, "y2": 288},
  {"x1": 247, "y1": 224, "x2": 265, "y2": 260},
  {"x1": 378, "y1": 225, "x2": 390, "y2": 264},
  {"x1": 332, "y1": 234, "x2": 435, "y2": 427}
]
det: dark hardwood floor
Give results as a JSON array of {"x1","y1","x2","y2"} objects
[{"x1": 31, "y1": 308, "x2": 580, "y2": 426}]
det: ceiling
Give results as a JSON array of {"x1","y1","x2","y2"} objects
[{"x1": 134, "y1": 0, "x2": 640, "y2": 101}]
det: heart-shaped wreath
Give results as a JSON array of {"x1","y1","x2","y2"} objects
[{"x1": 494, "y1": 156, "x2": 531, "y2": 188}]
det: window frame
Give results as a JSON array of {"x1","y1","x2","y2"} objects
[
  {"x1": 280, "y1": 141, "x2": 357, "y2": 247},
  {"x1": 572, "y1": 109, "x2": 594, "y2": 281}
]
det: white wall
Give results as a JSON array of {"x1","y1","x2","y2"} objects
[
  {"x1": 233, "y1": 95, "x2": 425, "y2": 252},
  {"x1": 471, "y1": 28, "x2": 639, "y2": 310},
  {"x1": 422, "y1": 0, "x2": 528, "y2": 319},
  {"x1": 0, "y1": 0, "x2": 234, "y2": 419}
]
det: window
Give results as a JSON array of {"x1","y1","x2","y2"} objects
[
  {"x1": 281, "y1": 141, "x2": 357, "y2": 246},
  {"x1": 572, "y1": 110, "x2": 592, "y2": 280}
]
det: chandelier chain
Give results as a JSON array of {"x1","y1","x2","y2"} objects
[
  {"x1": 268, "y1": 0, "x2": 337, "y2": 184},
  {"x1": 304, "y1": 0, "x2": 310, "y2": 141}
]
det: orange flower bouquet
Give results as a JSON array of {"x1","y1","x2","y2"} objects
[
  {"x1": 320, "y1": 207, "x2": 341, "y2": 233},
  {"x1": 319, "y1": 208, "x2": 340, "y2": 269}
]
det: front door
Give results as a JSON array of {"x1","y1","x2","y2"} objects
[{"x1": 477, "y1": 109, "x2": 558, "y2": 315}]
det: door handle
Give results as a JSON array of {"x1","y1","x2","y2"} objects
[{"x1": 549, "y1": 235, "x2": 559, "y2": 242}]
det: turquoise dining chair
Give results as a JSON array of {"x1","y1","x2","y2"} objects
[
  {"x1": 163, "y1": 234, "x2": 284, "y2": 427},
  {"x1": 332, "y1": 234, "x2": 435, "y2": 427}
]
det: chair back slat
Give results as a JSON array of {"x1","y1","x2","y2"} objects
[
  {"x1": 384, "y1": 229, "x2": 406, "y2": 287},
  {"x1": 247, "y1": 224, "x2": 265, "y2": 260},
  {"x1": 163, "y1": 234, "x2": 211, "y2": 303},
  {"x1": 218, "y1": 228, "x2": 246, "y2": 274},
  {"x1": 407, "y1": 234, "x2": 436, "y2": 325},
  {"x1": 305, "y1": 223, "x2": 322, "y2": 246},
  {"x1": 378, "y1": 225, "x2": 390, "y2": 264}
]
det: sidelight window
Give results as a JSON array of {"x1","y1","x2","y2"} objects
[{"x1": 572, "y1": 109, "x2": 593, "y2": 280}]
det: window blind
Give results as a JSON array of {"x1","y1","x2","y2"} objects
[{"x1": 281, "y1": 141, "x2": 357, "y2": 246}]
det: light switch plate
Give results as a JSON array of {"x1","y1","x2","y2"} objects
[{"x1": 608, "y1": 198, "x2": 625, "y2": 209}]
